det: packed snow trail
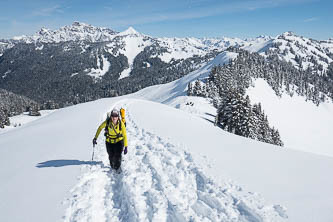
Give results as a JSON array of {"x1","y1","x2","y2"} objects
[{"x1": 63, "y1": 104, "x2": 286, "y2": 222}]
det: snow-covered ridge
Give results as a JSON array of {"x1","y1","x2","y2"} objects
[
  {"x1": 2, "y1": 22, "x2": 333, "y2": 75},
  {"x1": 64, "y1": 103, "x2": 286, "y2": 221},
  {"x1": 264, "y1": 31, "x2": 333, "y2": 72},
  {"x1": 117, "y1": 26, "x2": 142, "y2": 37},
  {"x1": 12, "y1": 21, "x2": 118, "y2": 43}
]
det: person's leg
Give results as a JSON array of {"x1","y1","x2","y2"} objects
[
  {"x1": 105, "y1": 142, "x2": 115, "y2": 168},
  {"x1": 113, "y1": 141, "x2": 124, "y2": 170}
]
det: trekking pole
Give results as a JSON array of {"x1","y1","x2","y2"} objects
[{"x1": 91, "y1": 144, "x2": 95, "y2": 162}]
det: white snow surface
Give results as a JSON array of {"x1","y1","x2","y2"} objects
[
  {"x1": 63, "y1": 100, "x2": 286, "y2": 222},
  {"x1": 71, "y1": 72, "x2": 79, "y2": 77},
  {"x1": 118, "y1": 33, "x2": 152, "y2": 79},
  {"x1": 263, "y1": 32, "x2": 333, "y2": 72},
  {"x1": 242, "y1": 38, "x2": 273, "y2": 53},
  {"x1": 2, "y1": 69, "x2": 11, "y2": 79},
  {"x1": 35, "y1": 44, "x2": 44, "y2": 50},
  {"x1": 247, "y1": 78, "x2": 333, "y2": 157},
  {"x1": 86, "y1": 55, "x2": 111, "y2": 79},
  {"x1": 1, "y1": 50, "x2": 333, "y2": 222},
  {"x1": 156, "y1": 37, "x2": 208, "y2": 63},
  {"x1": 1, "y1": 96, "x2": 332, "y2": 222},
  {"x1": 118, "y1": 27, "x2": 141, "y2": 36},
  {"x1": 133, "y1": 51, "x2": 238, "y2": 104},
  {"x1": 0, "y1": 110, "x2": 56, "y2": 134}
]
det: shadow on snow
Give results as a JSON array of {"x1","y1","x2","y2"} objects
[{"x1": 36, "y1": 159, "x2": 103, "y2": 168}]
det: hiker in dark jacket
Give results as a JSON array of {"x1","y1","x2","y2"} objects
[{"x1": 93, "y1": 109, "x2": 128, "y2": 170}]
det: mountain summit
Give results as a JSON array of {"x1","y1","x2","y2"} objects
[
  {"x1": 119, "y1": 26, "x2": 141, "y2": 36},
  {"x1": 12, "y1": 22, "x2": 118, "y2": 43}
]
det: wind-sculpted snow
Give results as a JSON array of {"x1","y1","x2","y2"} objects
[{"x1": 63, "y1": 105, "x2": 286, "y2": 222}]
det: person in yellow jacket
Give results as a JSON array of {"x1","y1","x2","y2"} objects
[{"x1": 92, "y1": 108, "x2": 128, "y2": 170}]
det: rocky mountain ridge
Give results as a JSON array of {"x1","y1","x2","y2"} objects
[
  {"x1": 0, "y1": 22, "x2": 332, "y2": 115},
  {"x1": 1, "y1": 23, "x2": 332, "y2": 71}
]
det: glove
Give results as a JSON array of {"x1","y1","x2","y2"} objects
[
  {"x1": 93, "y1": 138, "x2": 97, "y2": 146},
  {"x1": 124, "y1": 146, "x2": 128, "y2": 155}
]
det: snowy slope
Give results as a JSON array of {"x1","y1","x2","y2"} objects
[
  {"x1": 196, "y1": 33, "x2": 333, "y2": 73},
  {"x1": 1, "y1": 96, "x2": 333, "y2": 222},
  {"x1": 64, "y1": 99, "x2": 286, "y2": 222},
  {"x1": 86, "y1": 55, "x2": 111, "y2": 79},
  {"x1": 115, "y1": 27, "x2": 153, "y2": 79},
  {"x1": 0, "y1": 97, "x2": 284, "y2": 222},
  {"x1": 261, "y1": 32, "x2": 333, "y2": 72},
  {"x1": 133, "y1": 51, "x2": 238, "y2": 104},
  {"x1": 321, "y1": 38, "x2": 333, "y2": 54},
  {"x1": 1, "y1": 50, "x2": 333, "y2": 222},
  {"x1": 0, "y1": 110, "x2": 56, "y2": 134},
  {"x1": 133, "y1": 50, "x2": 333, "y2": 157},
  {"x1": 128, "y1": 99, "x2": 333, "y2": 222},
  {"x1": 247, "y1": 78, "x2": 333, "y2": 157},
  {"x1": 156, "y1": 37, "x2": 209, "y2": 63}
]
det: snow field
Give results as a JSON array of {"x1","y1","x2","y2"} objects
[
  {"x1": 87, "y1": 55, "x2": 111, "y2": 79},
  {"x1": 247, "y1": 78, "x2": 333, "y2": 157},
  {"x1": 63, "y1": 103, "x2": 286, "y2": 222},
  {"x1": 0, "y1": 110, "x2": 57, "y2": 134}
]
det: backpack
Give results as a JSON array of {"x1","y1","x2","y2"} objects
[{"x1": 120, "y1": 108, "x2": 126, "y2": 126}]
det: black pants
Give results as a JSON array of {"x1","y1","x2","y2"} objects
[{"x1": 106, "y1": 141, "x2": 123, "y2": 169}]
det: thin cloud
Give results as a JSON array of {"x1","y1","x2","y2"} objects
[
  {"x1": 304, "y1": 17, "x2": 319, "y2": 22},
  {"x1": 106, "y1": 0, "x2": 317, "y2": 27},
  {"x1": 32, "y1": 5, "x2": 65, "y2": 17},
  {"x1": 104, "y1": 6, "x2": 113, "y2": 10}
]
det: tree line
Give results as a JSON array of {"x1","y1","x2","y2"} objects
[{"x1": 188, "y1": 47, "x2": 333, "y2": 146}]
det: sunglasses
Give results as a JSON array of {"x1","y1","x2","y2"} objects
[{"x1": 111, "y1": 114, "x2": 119, "y2": 118}]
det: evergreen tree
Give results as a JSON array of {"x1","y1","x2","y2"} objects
[{"x1": 0, "y1": 108, "x2": 10, "y2": 128}]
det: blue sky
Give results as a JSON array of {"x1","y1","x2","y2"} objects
[{"x1": 0, "y1": 0, "x2": 332, "y2": 40}]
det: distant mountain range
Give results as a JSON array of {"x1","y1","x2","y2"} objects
[
  {"x1": 0, "y1": 22, "x2": 332, "y2": 111},
  {"x1": 1, "y1": 22, "x2": 332, "y2": 69}
]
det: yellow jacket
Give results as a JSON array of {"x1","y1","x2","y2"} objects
[{"x1": 94, "y1": 120, "x2": 128, "y2": 147}]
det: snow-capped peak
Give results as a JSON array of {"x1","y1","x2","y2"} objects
[
  {"x1": 62, "y1": 21, "x2": 103, "y2": 34},
  {"x1": 281, "y1": 31, "x2": 295, "y2": 37},
  {"x1": 11, "y1": 22, "x2": 119, "y2": 44},
  {"x1": 118, "y1": 26, "x2": 141, "y2": 36},
  {"x1": 12, "y1": 35, "x2": 27, "y2": 41},
  {"x1": 72, "y1": 21, "x2": 90, "y2": 27},
  {"x1": 257, "y1": 34, "x2": 271, "y2": 38},
  {"x1": 38, "y1": 27, "x2": 50, "y2": 35}
]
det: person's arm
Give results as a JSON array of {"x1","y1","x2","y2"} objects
[{"x1": 94, "y1": 121, "x2": 107, "y2": 139}]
